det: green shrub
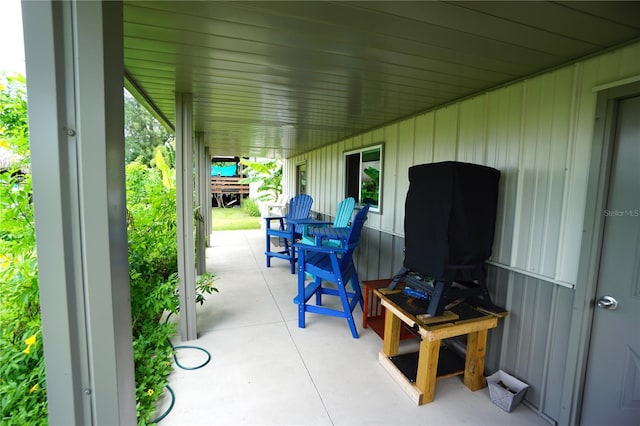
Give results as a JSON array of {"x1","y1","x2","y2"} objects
[
  {"x1": 0, "y1": 168, "x2": 46, "y2": 425},
  {"x1": 239, "y1": 158, "x2": 282, "y2": 202},
  {"x1": 242, "y1": 197, "x2": 261, "y2": 217},
  {"x1": 0, "y1": 74, "x2": 47, "y2": 425},
  {"x1": 0, "y1": 75, "x2": 217, "y2": 425},
  {"x1": 127, "y1": 152, "x2": 217, "y2": 425},
  {"x1": 126, "y1": 155, "x2": 180, "y2": 424}
]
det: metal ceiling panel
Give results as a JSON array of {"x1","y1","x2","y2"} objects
[{"x1": 123, "y1": 1, "x2": 640, "y2": 158}]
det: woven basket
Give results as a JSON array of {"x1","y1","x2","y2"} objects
[{"x1": 486, "y1": 370, "x2": 529, "y2": 412}]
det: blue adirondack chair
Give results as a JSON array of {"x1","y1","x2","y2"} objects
[
  {"x1": 264, "y1": 194, "x2": 313, "y2": 274},
  {"x1": 294, "y1": 204, "x2": 370, "y2": 338},
  {"x1": 300, "y1": 197, "x2": 356, "y2": 247}
]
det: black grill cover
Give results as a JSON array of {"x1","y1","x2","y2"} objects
[{"x1": 403, "y1": 161, "x2": 500, "y2": 282}]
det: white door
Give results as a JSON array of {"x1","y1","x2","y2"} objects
[{"x1": 581, "y1": 95, "x2": 640, "y2": 425}]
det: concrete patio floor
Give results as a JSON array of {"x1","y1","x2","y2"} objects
[{"x1": 156, "y1": 229, "x2": 550, "y2": 426}]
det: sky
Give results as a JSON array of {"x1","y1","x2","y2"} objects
[{"x1": 0, "y1": 0, "x2": 26, "y2": 75}]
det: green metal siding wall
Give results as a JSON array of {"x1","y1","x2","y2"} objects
[{"x1": 289, "y1": 41, "x2": 640, "y2": 424}]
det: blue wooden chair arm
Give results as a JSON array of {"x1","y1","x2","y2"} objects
[
  {"x1": 294, "y1": 242, "x2": 346, "y2": 255},
  {"x1": 264, "y1": 215, "x2": 286, "y2": 231},
  {"x1": 264, "y1": 215, "x2": 286, "y2": 224}
]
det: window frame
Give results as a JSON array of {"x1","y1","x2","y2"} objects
[
  {"x1": 296, "y1": 161, "x2": 307, "y2": 195},
  {"x1": 343, "y1": 143, "x2": 383, "y2": 213}
]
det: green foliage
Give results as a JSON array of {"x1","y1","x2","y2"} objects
[
  {"x1": 242, "y1": 197, "x2": 261, "y2": 217},
  {"x1": 239, "y1": 158, "x2": 282, "y2": 202},
  {"x1": 127, "y1": 157, "x2": 179, "y2": 317},
  {"x1": 124, "y1": 90, "x2": 174, "y2": 166},
  {"x1": 195, "y1": 272, "x2": 218, "y2": 306},
  {"x1": 127, "y1": 150, "x2": 218, "y2": 424},
  {"x1": 0, "y1": 74, "x2": 47, "y2": 424},
  {"x1": 0, "y1": 77, "x2": 218, "y2": 425},
  {"x1": 126, "y1": 152, "x2": 179, "y2": 424},
  {"x1": 133, "y1": 319, "x2": 174, "y2": 424},
  {"x1": 0, "y1": 74, "x2": 28, "y2": 142},
  {"x1": 361, "y1": 166, "x2": 380, "y2": 205}
]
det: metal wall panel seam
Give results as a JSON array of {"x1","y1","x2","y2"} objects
[{"x1": 555, "y1": 64, "x2": 583, "y2": 285}]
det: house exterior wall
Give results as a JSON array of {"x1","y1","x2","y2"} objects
[{"x1": 283, "y1": 41, "x2": 640, "y2": 423}]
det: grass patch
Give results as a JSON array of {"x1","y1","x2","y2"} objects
[{"x1": 212, "y1": 207, "x2": 261, "y2": 230}]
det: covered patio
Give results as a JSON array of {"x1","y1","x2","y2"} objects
[
  {"x1": 157, "y1": 229, "x2": 548, "y2": 425},
  {"x1": 20, "y1": 1, "x2": 640, "y2": 424}
]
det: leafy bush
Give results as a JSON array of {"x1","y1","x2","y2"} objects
[
  {"x1": 0, "y1": 74, "x2": 47, "y2": 425},
  {"x1": 239, "y1": 158, "x2": 282, "y2": 202},
  {"x1": 127, "y1": 150, "x2": 217, "y2": 424},
  {"x1": 0, "y1": 75, "x2": 217, "y2": 425},
  {"x1": 242, "y1": 197, "x2": 261, "y2": 217},
  {"x1": 0, "y1": 167, "x2": 44, "y2": 425},
  {"x1": 126, "y1": 158, "x2": 178, "y2": 423}
]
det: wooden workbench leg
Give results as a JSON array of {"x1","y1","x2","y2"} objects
[
  {"x1": 464, "y1": 329, "x2": 488, "y2": 391},
  {"x1": 416, "y1": 338, "x2": 440, "y2": 404},
  {"x1": 382, "y1": 309, "x2": 401, "y2": 357}
]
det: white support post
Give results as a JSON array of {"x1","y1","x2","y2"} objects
[
  {"x1": 22, "y1": 1, "x2": 136, "y2": 424},
  {"x1": 195, "y1": 132, "x2": 206, "y2": 274},
  {"x1": 205, "y1": 147, "x2": 212, "y2": 246},
  {"x1": 175, "y1": 92, "x2": 197, "y2": 341}
]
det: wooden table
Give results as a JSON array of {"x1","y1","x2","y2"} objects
[{"x1": 375, "y1": 287, "x2": 506, "y2": 405}]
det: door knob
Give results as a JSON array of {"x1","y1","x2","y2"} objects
[{"x1": 596, "y1": 296, "x2": 618, "y2": 310}]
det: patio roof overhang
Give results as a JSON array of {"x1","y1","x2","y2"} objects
[{"x1": 123, "y1": 1, "x2": 640, "y2": 159}]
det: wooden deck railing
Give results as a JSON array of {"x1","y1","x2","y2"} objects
[
  {"x1": 211, "y1": 176, "x2": 249, "y2": 207},
  {"x1": 211, "y1": 176, "x2": 250, "y2": 195}
]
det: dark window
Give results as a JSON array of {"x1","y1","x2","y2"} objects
[{"x1": 344, "y1": 144, "x2": 383, "y2": 212}]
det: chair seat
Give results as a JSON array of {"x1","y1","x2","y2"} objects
[{"x1": 304, "y1": 251, "x2": 356, "y2": 283}]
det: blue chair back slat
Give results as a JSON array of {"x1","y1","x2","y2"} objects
[
  {"x1": 300, "y1": 197, "x2": 355, "y2": 246},
  {"x1": 287, "y1": 194, "x2": 313, "y2": 221},
  {"x1": 343, "y1": 204, "x2": 370, "y2": 249},
  {"x1": 333, "y1": 197, "x2": 355, "y2": 227}
]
